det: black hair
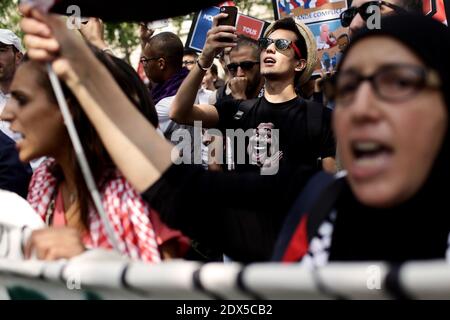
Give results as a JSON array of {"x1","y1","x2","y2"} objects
[
  {"x1": 210, "y1": 63, "x2": 218, "y2": 77},
  {"x1": 396, "y1": 0, "x2": 423, "y2": 13},
  {"x1": 268, "y1": 17, "x2": 309, "y2": 86},
  {"x1": 231, "y1": 35, "x2": 261, "y2": 60},
  {"x1": 22, "y1": 45, "x2": 158, "y2": 228},
  {"x1": 147, "y1": 32, "x2": 184, "y2": 69},
  {"x1": 183, "y1": 48, "x2": 199, "y2": 58}
]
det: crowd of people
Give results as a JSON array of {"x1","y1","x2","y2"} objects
[{"x1": 0, "y1": 0, "x2": 449, "y2": 268}]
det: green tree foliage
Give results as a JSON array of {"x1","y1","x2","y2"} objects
[
  {"x1": 0, "y1": 0, "x2": 139, "y2": 63},
  {"x1": 234, "y1": 0, "x2": 273, "y2": 16},
  {"x1": 104, "y1": 22, "x2": 139, "y2": 64},
  {"x1": 0, "y1": 0, "x2": 274, "y2": 62},
  {"x1": 0, "y1": 0, "x2": 22, "y2": 37}
]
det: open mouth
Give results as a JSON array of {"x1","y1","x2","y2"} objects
[
  {"x1": 350, "y1": 141, "x2": 394, "y2": 179},
  {"x1": 352, "y1": 141, "x2": 392, "y2": 159},
  {"x1": 263, "y1": 57, "x2": 276, "y2": 65}
]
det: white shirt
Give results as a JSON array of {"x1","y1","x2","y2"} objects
[
  {"x1": 156, "y1": 96, "x2": 198, "y2": 164},
  {"x1": 156, "y1": 96, "x2": 177, "y2": 135},
  {"x1": 0, "y1": 91, "x2": 20, "y2": 141},
  {"x1": 197, "y1": 87, "x2": 216, "y2": 105}
]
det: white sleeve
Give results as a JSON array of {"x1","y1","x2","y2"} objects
[{"x1": 155, "y1": 96, "x2": 175, "y2": 134}]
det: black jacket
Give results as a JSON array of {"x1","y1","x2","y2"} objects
[{"x1": 0, "y1": 131, "x2": 32, "y2": 198}]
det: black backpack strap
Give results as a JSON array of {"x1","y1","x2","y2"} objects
[
  {"x1": 305, "y1": 101, "x2": 324, "y2": 166},
  {"x1": 163, "y1": 120, "x2": 177, "y2": 140},
  {"x1": 232, "y1": 98, "x2": 258, "y2": 122},
  {"x1": 271, "y1": 171, "x2": 337, "y2": 261},
  {"x1": 305, "y1": 174, "x2": 346, "y2": 243}
]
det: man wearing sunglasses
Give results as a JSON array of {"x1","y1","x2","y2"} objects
[
  {"x1": 341, "y1": 0, "x2": 422, "y2": 38},
  {"x1": 222, "y1": 36, "x2": 264, "y2": 101},
  {"x1": 171, "y1": 15, "x2": 336, "y2": 174}
]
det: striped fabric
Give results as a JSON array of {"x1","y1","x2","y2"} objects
[{"x1": 27, "y1": 158, "x2": 161, "y2": 263}]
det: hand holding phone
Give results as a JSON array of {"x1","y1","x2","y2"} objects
[{"x1": 217, "y1": 6, "x2": 238, "y2": 42}]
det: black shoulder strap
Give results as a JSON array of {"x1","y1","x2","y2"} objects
[
  {"x1": 232, "y1": 98, "x2": 258, "y2": 122},
  {"x1": 306, "y1": 175, "x2": 346, "y2": 243},
  {"x1": 271, "y1": 171, "x2": 337, "y2": 261},
  {"x1": 163, "y1": 121, "x2": 177, "y2": 140},
  {"x1": 306, "y1": 101, "x2": 324, "y2": 150}
]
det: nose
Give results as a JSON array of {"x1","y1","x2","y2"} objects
[
  {"x1": 349, "y1": 14, "x2": 365, "y2": 38},
  {"x1": 236, "y1": 66, "x2": 246, "y2": 77},
  {"x1": 265, "y1": 42, "x2": 277, "y2": 54},
  {"x1": 348, "y1": 81, "x2": 382, "y2": 125},
  {"x1": 0, "y1": 99, "x2": 16, "y2": 122}
]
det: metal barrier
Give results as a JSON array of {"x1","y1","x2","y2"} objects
[{"x1": 0, "y1": 249, "x2": 449, "y2": 300}]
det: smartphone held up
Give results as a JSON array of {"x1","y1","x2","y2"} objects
[{"x1": 217, "y1": 6, "x2": 238, "y2": 43}]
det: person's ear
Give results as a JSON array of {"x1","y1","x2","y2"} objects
[
  {"x1": 158, "y1": 57, "x2": 166, "y2": 70},
  {"x1": 15, "y1": 51, "x2": 23, "y2": 66},
  {"x1": 295, "y1": 59, "x2": 306, "y2": 72}
]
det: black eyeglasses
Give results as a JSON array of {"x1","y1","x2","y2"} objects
[
  {"x1": 340, "y1": 1, "x2": 406, "y2": 27},
  {"x1": 258, "y1": 37, "x2": 302, "y2": 58},
  {"x1": 140, "y1": 56, "x2": 160, "y2": 65},
  {"x1": 182, "y1": 60, "x2": 196, "y2": 66},
  {"x1": 226, "y1": 61, "x2": 260, "y2": 73},
  {"x1": 323, "y1": 64, "x2": 441, "y2": 105}
]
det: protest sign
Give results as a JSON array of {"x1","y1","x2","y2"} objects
[
  {"x1": 423, "y1": 0, "x2": 449, "y2": 24},
  {"x1": 306, "y1": 19, "x2": 348, "y2": 74},
  {"x1": 186, "y1": 7, "x2": 269, "y2": 52},
  {"x1": 272, "y1": 0, "x2": 347, "y2": 23}
]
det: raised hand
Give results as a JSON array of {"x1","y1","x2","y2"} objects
[
  {"x1": 198, "y1": 13, "x2": 237, "y2": 69},
  {"x1": 79, "y1": 17, "x2": 108, "y2": 50},
  {"x1": 229, "y1": 76, "x2": 248, "y2": 100},
  {"x1": 24, "y1": 227, "x2": 86, "y2": 260}
]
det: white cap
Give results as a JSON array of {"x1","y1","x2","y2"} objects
[{"x1": 0, "y1": 29, "x2": 24, "y2": 53}]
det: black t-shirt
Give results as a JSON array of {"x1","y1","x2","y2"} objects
[
  {"x1": 0, "y1": 131, "x2": 32, "y2": 198},
  {"x1": 143, "y1": 163, "x2": 316, "y2": 262},
  {"x1": 214, "y1": 96, "x2": 335, "y2": 172}
]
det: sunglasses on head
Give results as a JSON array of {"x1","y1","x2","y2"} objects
[
  {"x1": 226, "y1": 61, "x2": 260, "y2": 73},
  {"x1": 340, "y1": 0, "x2": 406, "y2": 27},
  {"x1": 258, "y1": 37, "x2": 302, "y2": 59}
]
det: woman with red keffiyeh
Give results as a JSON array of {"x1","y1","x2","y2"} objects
[{"x1": 1, "y1": 45, "x2": 190, "y2": 262}]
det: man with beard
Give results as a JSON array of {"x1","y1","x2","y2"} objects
[
  {"x1": 0, "y1": 29, "x2": 23, "y2": 141},
  {"x1": 0, "y1": 30, "x2": 32, "y2": 197}
]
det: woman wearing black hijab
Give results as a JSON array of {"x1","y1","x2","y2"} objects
[
  {"x1": 275, "y1": 14, "x2": 450, "y2": 264},
  {"x1": 18, "y1": 8, "x2": 450, "y2": 264}
]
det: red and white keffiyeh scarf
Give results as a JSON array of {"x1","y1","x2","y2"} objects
[{"x1": 27, "y1": 158, "x2": 161, "y2": 263}]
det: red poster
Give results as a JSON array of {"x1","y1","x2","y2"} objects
[
  {"x1": 423, "y1": 0, "x2": 448, "y2": 24},
  {"x1": 236, "y1": 15, "x2": 266, "y2": 40}
]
